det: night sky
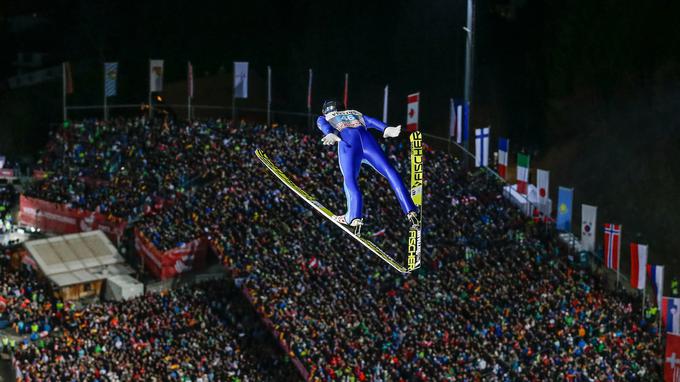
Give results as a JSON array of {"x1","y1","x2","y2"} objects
[{"x1": 4, "y1": 0, "x2": 680, "y2": 142}]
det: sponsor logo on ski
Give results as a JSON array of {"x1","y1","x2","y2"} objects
[{"x1": 407, "y1": 229, "x2": 420, "y2": 271}]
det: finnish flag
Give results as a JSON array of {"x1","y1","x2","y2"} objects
[{"x1": 475, "y1": 127, "x2": 490, "y2": 167}]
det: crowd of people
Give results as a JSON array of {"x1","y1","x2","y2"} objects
[
  {"x1": 11, "y1": 279, "x2": 297, "y2": 381},
  {"x1": 26, "y1": 117, "x2": 227, "y2": 222},
  {"x1": 14, "y1": 115, "x2": 663, "y2": 380}
]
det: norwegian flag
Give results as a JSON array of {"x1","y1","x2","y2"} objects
[
  {"x1": 406, "y1": 92, "x2": 420, "y2": 132},
  {"x1": 603, "y1": 223, "x2": 621, "y2": 270}
]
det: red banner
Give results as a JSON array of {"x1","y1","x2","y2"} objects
[
  {"x1": 0, "y1": 169, "x2": 14, "y2": 178},
  {"x1": 18, "y1": 195, "x2": 126, "y2": 243},
  {"x1": 134, "y1": 229, "x2": 207, "y2": 280}
]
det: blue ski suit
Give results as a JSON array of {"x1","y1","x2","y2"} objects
[{"x1": 317, "y1": 110, "x2": 416, "y2": 223}]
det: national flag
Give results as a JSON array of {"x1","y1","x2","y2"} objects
[
  {"x1": 556, "y1": 186, "x2": 573, "y2": 231},
  {"x1": 664, "y1": 332, "x2": 680, "y2": 381},
  {"x1": 343, "y1": 73, "x2": 349, "y2": 108},
  {"x1": 0, "y1": 156, "x2": 5, "y2": 169},
  {"x1": 188, "y1": 61, "x2": 194, "y2": 98},
  {"x1": 104, "y1": 62, "x2": 118, "y2": 97},
  {"x1": 580, "y1": 204, "x2": 597, "y2": 252},
  {"x1": 663, "y1": 297, "x2": 680, "y2": 334},
  {"x1": 516, "y1": 153, "x2": 530, "y2": 194},
  {"x1": 648, "y1": 264, "x2": 664, "y2": 308},
  {"x1": 406, "y1": 92, "x2": 420, "y2": 132},
  {"x1": 498, "y1": 138, "x2": 509, "y2": 178},
  {"x1": 149, "y1": 59, "x2": 164, "y2": 92},
  {"x1": 63, "y1": 62, "x2": 74, "y2": 95},
  {"x1": 536, "y1": 169, "x2": 549, "y2": 205},
  {"x1": 449, "y1": 98, "x2": 455, "y2": 139},
  {"x1": 371, "y1": 228, "x2": 386, "y2": 237},
  {"x1": 454, "y1": 100, "x2": 469, "y2": 143},
  {"x1": 307, "y1": 68, "x2": 313, "y2": 109},
  {"x1": 630, "y1": 243, "x2": 648, "y2": 290},
  {"x1": 474, "y1": 127, "x2": 490, "y2": 167},
  {"x1": 604, "y1": 223, "x2": 621, "y2": 270},
  {"x1": 383, "y1": 85, "x2": 389, "y2": 122},
  {"x1": 233, "y1": 61, "x2": 248, "y2": 98}
]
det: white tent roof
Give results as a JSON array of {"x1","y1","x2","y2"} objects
[{"x1": 24, "y1": 230, "x2": 134, "y2": 287}]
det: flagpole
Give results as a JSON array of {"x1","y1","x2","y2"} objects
[
  {"x1": 148, "y1": 60, "x2": 152, "y2": 118},
  {"x1": 103, "y1": 64, "x2": 108, "y2": 120},
  {"x1": 344, "y1": 73, "x2": 349, "y2": 108},
  {"x1": 382, "y1": 85, "x2": 389, "y2": 123},
  {"x1": 62, "y1": 62, "x2": 67, "y2": 122},
  {"x1": 447, "y1": 98, "x2": 453, "y2": 155},
  {"x1": 307, "y1": 68, "x2": 312, "y2": 131},
  {"x1": 267, "y1": 65, "x2": 272, "y2": 127},
  {"x1": 463, "y1": 0, "x2": 475, "y2": 168},
  {"x1": 187, "y1": 62, "x2": 191, "y2": 121}
]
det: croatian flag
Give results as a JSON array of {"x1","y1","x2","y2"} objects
[
  {"x1": 629, "y1": 243, "x2": 648, "y2": 290},
  {"x1": 663, "y1": 297, "x2": 680, "y2": 334},
  {"x1": 603, "y1": 223, "x2": 621, "y2": 270},
  {"x1": 406, "y1": 92, "x2": 420, "y2": 132},
  {"x1": 498, "y1": 138, "x2": 508, "y2": 179},
  {"x1": 474, "y1": 127, "x2": 490, "y2": 167},
  {"x1": 647, "y1": 264, "x2": 664, "y2": 307}
]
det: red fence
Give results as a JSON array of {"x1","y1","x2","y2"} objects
[
  {"x1": 134, "y1": 229, "x2": 207, "y2": 280},
  {"x1": 18, "y1": 195, "x2": 126, "y2": 243}
]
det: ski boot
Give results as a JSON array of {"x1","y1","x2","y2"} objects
[
  {"x1": 407, "y1": 211, "x2": 420, "y2": 229},
  {"x1": 332, "y1": 215, "x2": 364, "y2": 236}
]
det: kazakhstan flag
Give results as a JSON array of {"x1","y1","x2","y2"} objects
[{"x1": 556, "y1": 186, "x2": 574, "y2": 231}]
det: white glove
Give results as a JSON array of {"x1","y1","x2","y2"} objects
[
  {"x1": 383, "y1": 125, "x2": 401, "y2": 138},
  {"x1": 322, "y1": 133, "x2": 341, "y2": 145}
]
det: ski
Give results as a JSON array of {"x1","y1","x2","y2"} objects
[
  {"x1": 255, "y1": 148, "x2": 410, "y2": 274},
  {"x1": 408, "y1": 131, "x2": 423, "y2": 272}
]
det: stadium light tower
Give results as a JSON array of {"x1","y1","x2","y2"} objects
[{"x1": 463, "y1": 0, "x2": 475, "y2": 164}]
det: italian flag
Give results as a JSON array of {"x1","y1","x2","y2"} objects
[{"x1": 517, "y1": 153, "x2": 530, "y2": 194}]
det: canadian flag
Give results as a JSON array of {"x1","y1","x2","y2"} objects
[{"x1": 406, "y1": 92, "x2": 420, "y2": 132}]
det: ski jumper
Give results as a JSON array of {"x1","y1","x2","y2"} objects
[{"x1": 317, "y1": 110, "x2": 416, "y2": 223}]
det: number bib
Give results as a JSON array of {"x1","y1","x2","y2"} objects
[{"x1": 325, "y1": 110, "x2": 365, "y2": 131}]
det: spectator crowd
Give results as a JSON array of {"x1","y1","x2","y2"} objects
[{"x1": 13, "y1": 115, "x2": 663, "y2": 380}]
